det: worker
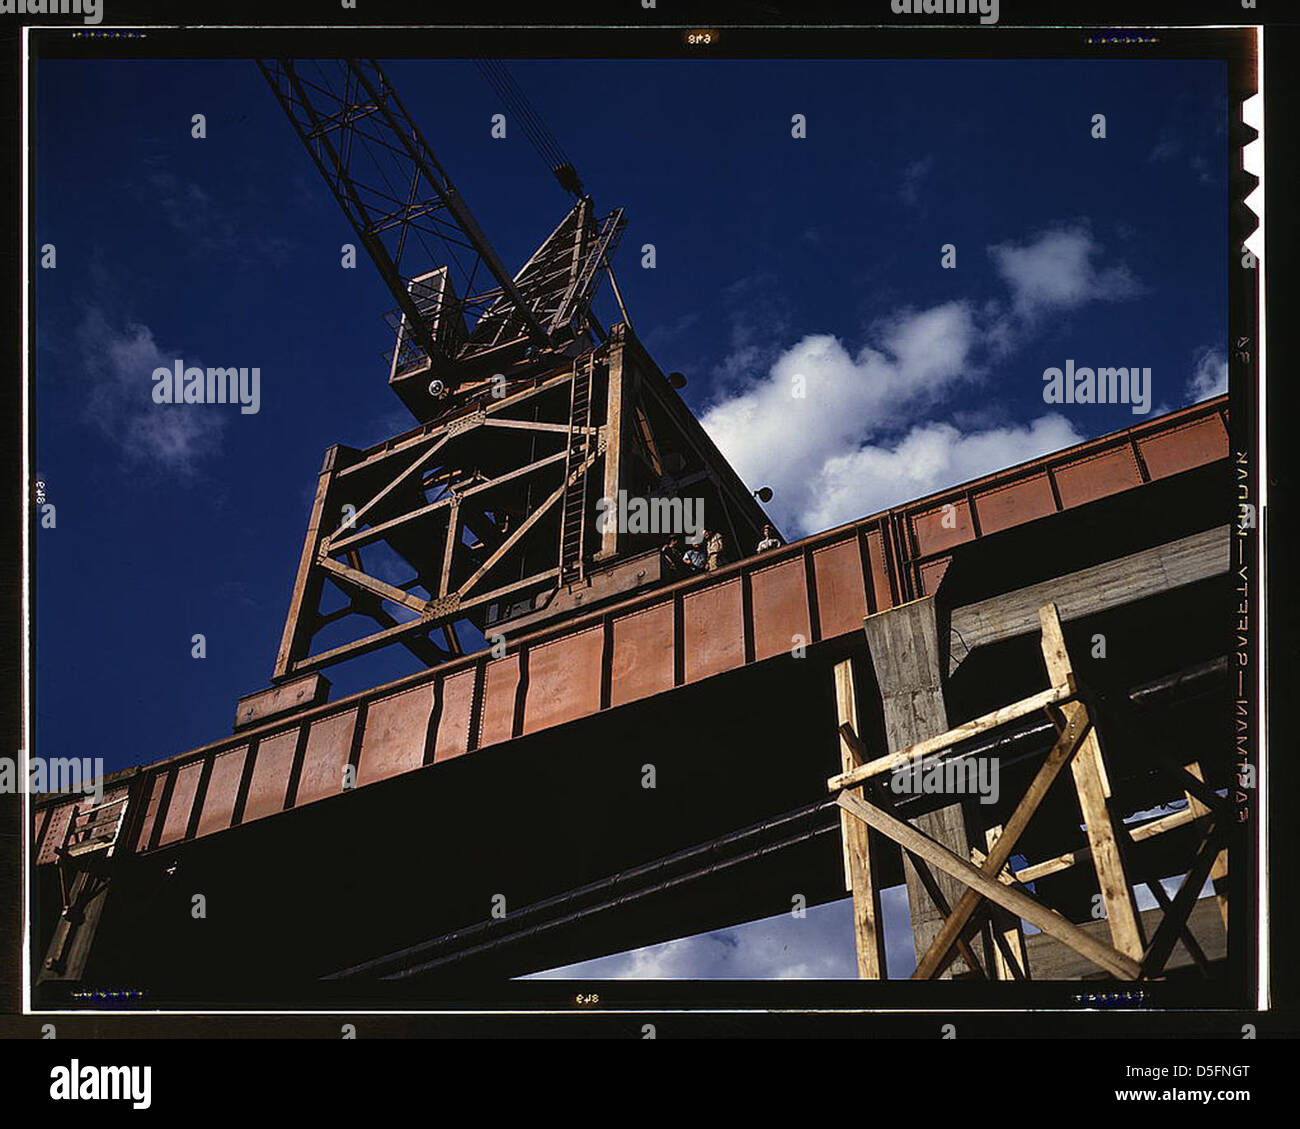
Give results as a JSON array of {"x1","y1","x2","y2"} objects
[
  {"x1": 704, "y1": 528, "x2": 726, "y2": 571},
  {"x1": 756, "y1": 524, "x2": 782, "y2": 553},
  {"x1": 682, "y1": 533, "x2": 707, "y2": 571},
  {"x1": 662, "y1": 534, "x2": 688, "y2": 577}
]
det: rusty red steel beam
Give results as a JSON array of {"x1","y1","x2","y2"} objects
[{"x1": 32, "y1": 397, "x2": 1229, "y2": 863}]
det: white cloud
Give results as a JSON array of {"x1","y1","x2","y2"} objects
[
  {"x1": 525, "y1": 887, "x2": 921, "y2": 980},
  {"x1": 699, "y1": 306, "x2": 1082, "y2": 537},
  {"x1": 700, "y1": 302, "x2": 979, "y2": 534},
  {"x1": 899, "y1": 156, "x2": 935, "y2": 208},
  {"x1": 989, "y1": 225, "x2": 1143, "y2": 319},
  {"x1": 1187, "y1": 347, "x2": 1228, "y2": 402},
  {"x1": 697, "y1": 225, "x2": 1146, "y2": 538},
  {"x1": 76, "y1": 308, "x2": 225, "y2": 474},
  {"x1": 803, "y1": 414, "x2": 1083, "y2": 533},
  {"x1": 525, "y1": 900, "x2": 852, "y2": 979},
  {"x1": 528, "y1": 894, "x2": 901, "y2": 980}
]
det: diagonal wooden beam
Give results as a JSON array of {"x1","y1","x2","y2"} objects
[
  {"x1": 634, "y1": 404, "x2": 664, "y2": 476},
  {"x1": 455, "y1": 480, "x2": 565, "y2": 599},
  {"x1": 327, "y1": 370, "x2": 574, "y2": 485},
  {"x1": 912, "y1": 698, "x2": 1091, "y2": 979},
  {"x1": 836, "y1": 790, "x2": 1141, "y2": 981},
  {"x1": 482, "y1": 418, "x2": 596, "y2": 436},
  {"x1": 352, "y1": 594, "x2": 447, "y2": 667},
  {"x1": 827, "y1": 684, "x2": 1074, "y2": 792},
  {"x1": 862, "y1": 748, "x2": 991, "y2": 978},
  {"x1": 1013, "y1": 805, "x2": 1207, "y2": 883},
  {"x1": 439, "y1": 498, "x2": 461, "y2": 598},
  {"x1": 318, "y1": 557, "x2": 428, "y2": 616},
  {"x1": 1141, "y1": 821, "x2": 1227, "y2": 978},
  {"x1": 328, "y1": 492, "x2": 454, "y2": 556},
  {"x1": 485, "y1": 369, "x2": 578, "y2": 411},
  {"x1": 1159, "y1": 756, "x2": 1231, "y2": 817},
  {"x1": 455, "y1": 447, "x2": 599, "y2": 600},
  {"x1": 1109, "y1": 813, "x2": 1211, "y2": 977},
  {"x1": 907, "y1": 854, "x2": 988, "y2": 979},
  {"x1": 327, "y1": 433, "x2": 452, "y2": 543},
  {"x1": 1183, "y1": 761, "x2": 1229, "y2": 928},
  {"x1": 330, "y1": 449, "x2": 572, "y2": 556},
  {"x1": 1038, "y1": 603, "x2": 1145, "y2": 960},
  {"x1": 287, "y1": 568, "x2": 560, "y2": 676},
  {"x1": 441, "y1": 622, "x2": 463, "y2": 657},
  {"x1": 1143, "y1": 874, "x2": 1211, "y2": 977},
  {"x1": 988, "y1": 917, "x2": 1028, "y2": 980},
  {"x1": 982, "y1": 825, "x2": 1030, "y2": 980}
]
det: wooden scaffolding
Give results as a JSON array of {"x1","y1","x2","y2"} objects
[{"x1": 830, "y1": 602, "x2": 1231, "y2": 981}]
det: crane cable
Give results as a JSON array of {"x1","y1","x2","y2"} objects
[
  {"x1": 473, "y1": 58, "x2": 586, "y2": 197},
  {"x1": 473, "y1": 58, "x2": 568, "y2": 169}
]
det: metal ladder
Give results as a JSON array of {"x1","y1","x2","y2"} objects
[{"x1": 558, "y1": 354, "x2": 596, "y2": 586}]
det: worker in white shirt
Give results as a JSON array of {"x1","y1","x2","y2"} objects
[{"x1": 704, "y1": 528, "x2": 726, "y2": 571}]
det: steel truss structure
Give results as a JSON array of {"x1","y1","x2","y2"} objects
[{"x1": 273, "y1": 327, "x2": 772, "y2": 681}]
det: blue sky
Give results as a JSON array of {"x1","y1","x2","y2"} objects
[{"x1": 34, "y1": 56, "x2": 1227, "y2": 976}]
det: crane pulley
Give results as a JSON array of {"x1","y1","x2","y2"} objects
[{"x1": 471, "y1": 57, "x2": 586, "y2": 198}]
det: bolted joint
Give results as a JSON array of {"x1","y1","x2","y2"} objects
[{"x1": 423, "y1": 594, "x2": 461, "y2": 620}]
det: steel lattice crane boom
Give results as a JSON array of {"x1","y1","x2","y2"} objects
[
  {"x1": 259, "y1": 57, "x2": 771, "y2": 682},
  {"x1": 258, "y1": 58, "x2": 627, "y2": 421}
]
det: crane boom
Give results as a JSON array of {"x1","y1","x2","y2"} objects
[{"x1": 259, "y1": 58, "x2": 627, "y2": 420}]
